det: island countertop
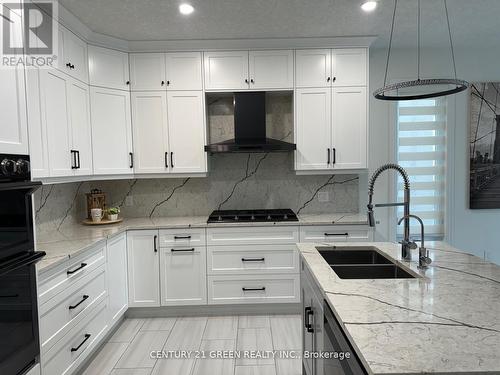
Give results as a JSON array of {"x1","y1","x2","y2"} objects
[{"x1": 298, "y1": 241, "x2": 500, "y2": 374}]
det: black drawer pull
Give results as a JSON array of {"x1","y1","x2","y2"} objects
[
  {"x1": 242, "y1": 287, "x2": 266, "y2": 292},
  {"x1": 165, "y1": 152, "x2": 169, "y2": 168},
  {"x1": 324, "y1": 233, "x2": 349, "y2": 236},
  {"x1": 154, "y1": 235, "x2": 158, "y2": 253},
  {"x1": 171, "y1": 248, "x2": 195, "y2": 252},
  {"x1": 170, "y1": 152, "x2": 174, "y2": 168},
  {"x1": 305, "y1": 307, "x2": 314, "y2": 333},
  {"x1": 129, "y1": 152, "x2": 134, "y2": 168},
  {"x1": 69, "y1": 295, "x2": 89, "y2": 310},
  {"x1": 327, "y1": 148, "x2": 330, "y2": 165},
  {"x1": 67, "y1": 263, "x2": 87, "y2": 275},
  {"x1": 174, "y1": 235, "x2": 191, "y2": 240},
  {"x1": 332, "y1": 148, "x2": 336, "y2": 164},
  {"x1": 241, "y1": 258, "x2": 265, "y2": 262},
  {"x1": 71, "y1": 334, "x2": 91, "y2": 352}
]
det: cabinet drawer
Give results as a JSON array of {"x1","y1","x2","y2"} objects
[
  {"x1": 207, "y1": 274, "x2": 300, "y2": 304},
  {"x1": 42, "y1": 299, "x2": 108, "y2": 375},
  {"x1": 39, "y1": 265, "x2": 107, "y2": 353},
  {"x1": 207, "y1": 226, "x2": 299, "y2": 246},
  {"x1": 159, "y1": 228, "x2": 206, "y2": 247},
  {"x1": 300, "y1": 225, "x2": 372, "y2": 242},
  {"x1": 207, "y1": 244, "x2": 299, "y2": 275},
  {"x1": 38, "y1": 244, "x2": 106, "y2": 306}
]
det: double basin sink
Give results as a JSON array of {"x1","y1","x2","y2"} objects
[{"x1": 317, "y1": 247, "x2": 417, "y2": 279}]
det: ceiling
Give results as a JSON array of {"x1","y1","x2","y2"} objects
[{"x1": 59, "y1": 0, "x2": 500, "y2": 49}]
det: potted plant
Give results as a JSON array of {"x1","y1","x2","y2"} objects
[{"x1": 107, "y1": 207, "x2": 120, "y2": 221}]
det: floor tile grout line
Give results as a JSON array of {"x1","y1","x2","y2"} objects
[
  {"x1": 109, "y1": 319, "x2": 146, "y2": 373},
  {"x1": 190, "y1": 316, "x2": 209, "y2": 375},
  {"x1": 269, "y1": 316, "x2": 279, "y2": 375}
]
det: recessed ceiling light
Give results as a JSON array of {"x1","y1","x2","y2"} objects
[
  {"x1": 179, "y1": 3, "x2": 194, "y2": 15},
  {"x1": 361, "y1": 1, "x2": 378, "y2": 12}
]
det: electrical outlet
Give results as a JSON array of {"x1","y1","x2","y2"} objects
[
  {"x1": 125, "y1": 196, "x2": 134, "y2": 207},
  {"x1": 318, "y1": 191, "x2": 329, "y2": 203}
]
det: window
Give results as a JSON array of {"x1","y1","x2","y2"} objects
[{"x1": 396, "y1": 98, "x2": 446, "y2": 240}]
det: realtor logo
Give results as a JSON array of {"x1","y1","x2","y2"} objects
[{"x1": 1, "y1": 0, "x2": 58, "y2": 67}]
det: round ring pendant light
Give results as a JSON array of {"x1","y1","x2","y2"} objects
[{"x1": 374, "y1": 0, "x2": 469, "y2": 101}]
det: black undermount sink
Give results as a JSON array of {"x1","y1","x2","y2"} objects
[{"x1": 317, "y1": 247, "x2": 416, "y2": 279}]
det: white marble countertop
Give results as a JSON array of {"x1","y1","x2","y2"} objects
[
  {"x1": 36, "y1": 213, "x2": 368, "y2": 273},
  {"x1": 298, "y1": 241, "x2": 500, "y2": 374}
]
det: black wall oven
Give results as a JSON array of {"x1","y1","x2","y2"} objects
[{"x1": 0, "y1": 154, "x2": 45, "y2": 375}]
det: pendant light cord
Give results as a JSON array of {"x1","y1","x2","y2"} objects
[
  {"x1": 383, "y1": 0, "x2": 398, "y2": 89},
  {"x1": 417, "y1": 0, "x2": 421, "y2": 81},
  {"x1": 444, "y1": 0, "x2": 458, "y2": 80}
]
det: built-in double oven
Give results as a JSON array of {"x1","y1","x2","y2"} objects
[{"x1": 0, "y1": 154, "x2": 45, "y2": 375}]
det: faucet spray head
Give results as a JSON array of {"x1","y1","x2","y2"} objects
[{"x1": 367, "y1": 204, "x2": 376, "y2": 227}]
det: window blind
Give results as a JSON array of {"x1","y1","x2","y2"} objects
[{"x1": 396, "y1": 98, "x2": 446, "y2": 239}]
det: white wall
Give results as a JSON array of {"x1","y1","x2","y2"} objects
[{"x1": 369, "y1": 46, "x2": 500, "y2": 264}]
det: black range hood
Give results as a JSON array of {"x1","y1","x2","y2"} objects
[{"x1": 205, "y1": 92, "x2": 296, "y2": 153}]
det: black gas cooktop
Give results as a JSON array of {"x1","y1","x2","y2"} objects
[{"x1": 207, "y1": 209, "x2": 299, "y2": 223}]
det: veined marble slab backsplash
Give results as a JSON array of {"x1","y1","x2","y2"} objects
[{"x1": 34, "y1": 153, "x2": 360, "y2": 233}]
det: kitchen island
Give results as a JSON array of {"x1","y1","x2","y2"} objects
[{"x1": 298, "y1": 241, "x2": 500, "y2": 374}]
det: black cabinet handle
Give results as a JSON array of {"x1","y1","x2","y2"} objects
[
  {"x1": 324, "y1": 232, "x2": 349, "y2": 236},
  {"x1": 165, "y1": 152, "x2": 169, "y2": 168},
  {"x1": 170, "y1": 152, "x2": 174, "y2": 168},
  {"x1": 174, "y1": 235, "x2": 191, "y2": 240},
  {"x1": 171, "y1": 248, "x2": 195, "y2": 252},
  {"x1": 333, "y1": 77, "x2": 336, "y2": 82},
  {"x1": 327, "y1": 148, "x2": 330, "y2": 165},
  {"x1": 69, "y1": 295, "x2": 89, "y2": 310},
  {"x1": 241, "y1": 258, "x2": 265, "y2": 262},
  {"x1": 167, "y1": 80, "x2": 170, "y2": 86},
  {"x1": 70, "y1": 150, "x2": 77, "y2": 169},
  {"x1": 71, "y1": 334, "x2": 91, "y2": 352},
  {"x1": 250, "y1": 79, "x2": 254, "y2": 84},
  {"x1": 332, "y1": 148, "x2": 336, "y2": 164},
  {"x1": 161, "y1": 80, "x2": 165, "y2": 86},
  {"x1": 327, "y1": 76, "x2": 331, "y2": 82},
  {"x1": 126, "y1": 81, "x2": 130, "y2": 85},
  {"x1": 305, "y1": 307, "x2": 314, "y2": 333},
  {"x1": 154, "y1": 235, "x2": 158, "y2": 253},
  {"x1": 70, "y1": 64, "x2": 75, "y2": 69},
  {"x1": 245, "y1": 79, "x2": 249, "y2": 84},
  {"x1": 67, "y1": 262, "x2": 87, "y2": 275},
  {"x1": 66, "y1": 62, "x2": 71, "y2": 68},
  {"x1": 129, "y1": 152, "x2": 134, "y2": 168},
  {"x1": 242, "y1": 287, "x2": 266, "y2": 292},
  {"x1": 76, "y1": 150, "x2": 81, "y2": 169}
]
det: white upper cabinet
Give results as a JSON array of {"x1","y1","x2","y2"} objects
[
  {"x1": 165, "y1": 52, "x2": 203, "y2": 90},
  {"x1": 90, "y1": 87, "x2": 134, "y2": 175},
  {"x1": 127, "y1": 231, "x2": 160, "y2": 307},
  {"x1": 88, "y1": 45, "x2": 130, "y2": 90},
  {"x1": 0, "y1": 13, "x2": 28, "y2": 155},
  {"x1": 129, "y1": 53, "x2": 166, "y2": 91},
  {"x1": 204, "y1": 51, "x2": 249, "y2": 90},
  {"x1": 167, "y1": 91, "x2": 207, "y2": 174},
  {"x1": 58, "y1": 26, "x2": 89, "y2": 83},
  {"x1": 332, "y1": 48, "x2": 367, "y2": 87},
  {"x1": 67, "y1": 79, "x2": 93, "y2": 175},
  {"x1": 331, "y1": 87, "x2": 367, "y2": 169},
  {"x1": 295, "y1": 88, "x2": 332, "y2": 170},
  {"x1": 131, "y1": 91, "x2": 169, "y2": 174},
  {"x1": 295, "y1": 49, "x2": 332, "y2": 88},
  {"x1": 249, "y1": 50, "x2": 294, "y2": 89},
  {"x1": 159, "y1": 247, "x2": 207, "y2": 306}
]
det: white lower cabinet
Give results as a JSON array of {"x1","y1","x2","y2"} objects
[
  {"x1": 106, "y1": 233, "x2": 128, "y2": 325},
  {"x1": 127, "y1": 230, "x2": 160, "y2": 307},
  {"x1": 159, "y1": 246, "x2": 207, "y2": 306}
]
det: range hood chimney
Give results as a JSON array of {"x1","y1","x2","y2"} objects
[{"x1": 205, "y1": 92, "x2": 296, "y2": 153}]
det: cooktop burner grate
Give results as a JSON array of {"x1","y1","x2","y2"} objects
[{"x1": 207, "y1": 209, "x2": 299, "y2": 223}]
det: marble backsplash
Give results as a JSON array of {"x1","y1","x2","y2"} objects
[{"x1": 34, "y1": 153, "x2": 360, "y2": 232}]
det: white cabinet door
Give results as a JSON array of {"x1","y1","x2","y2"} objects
[
  {"x1": 89, "y1": 45, "x2": 130, "y2": 90},
  {"x1": 0, "y1": 13, "x2": 28, "y2": 154},
  {"x1": 332, "y1": 48, "x2": 367, "y2": 87},
  {"x1": 165, "y1": 52, "x2": 203, "y2": 91},
  {"x1": 40, "y1": 69, "x2": 73, "y2": 177},
  {"x1": 249, "y1": 50, "x2": 293, "y2": 89},
  {"x1": 90, "y1": 87, "x2": 134, "y2": 175},
  {"x1": 332, "y1": 87, "x2": 367, "y2": 169},
  {"x1": 129, "y1": 53, "x2": 166, "y2": 91},
  {"x1": 295, "y1": 88, "x2": 332, "y2": 171},
  {"x1": 131, "y1": 91, "x2": 169, "y2": 174},
  {"x1": 127, "y1": 231, "x2": 160, "y2": 307},
  {"x1": 107, "y1": 234, "x2": 128, "y2": 326},
  {"x1": 204, "y1": 51, "x2": 249, "y2": 90},
  {"x1": 167, "y1": 91, "x2": 207, "y2": 173},
  {"x1": 295, "y1": 49, "x2": 332, "y2": 88},
  {"x1": 59, "y1": 27, "x2": 89, "y2": 83},
  {"x1": 67, "y1": 78, "x2": 93, "y2": 175},
  {"x1": 159, "y1": 247, "x2": 207, "y2": 306}
]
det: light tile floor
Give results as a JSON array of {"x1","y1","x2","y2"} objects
[{"x1": 80, "y1": 315, "x2": 302, "y2": 375}]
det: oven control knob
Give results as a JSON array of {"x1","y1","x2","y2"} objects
[
  {"x1": 15, "y1": 159, "x2": 30, "y2": 175},
  {"x1": 0, "y1": 159, "x2": 16, "y2": 175}
]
